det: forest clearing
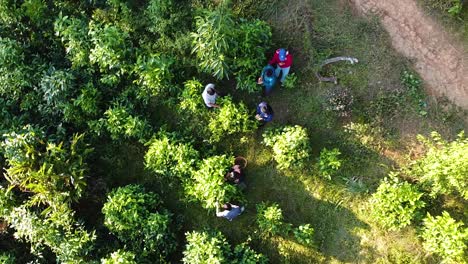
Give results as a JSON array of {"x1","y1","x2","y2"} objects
[{"x1": 0, "y1": 0, "x2": 467, "y2": 263}]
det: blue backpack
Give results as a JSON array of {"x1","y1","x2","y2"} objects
[{"x1": 261, "y1": 65, "x2": 277, "y2": 91}]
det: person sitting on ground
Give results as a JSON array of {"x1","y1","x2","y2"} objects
[
  {"x1": 215, "y1": 202, "x2": 245, "y2": 221},
  {"x1": 202, "y1": 83, "x2": 219, "y2": 108},
  {"x1": 257, "y1": 64, "x2": 277, "y2": 96},
  {"x1": 225, "y1": 164, "x2": 246, "y2": 188},
  {"x1": 268, "y1": 48, "x2": 293, "y2": 85},
  {"x1": 255, "y1": 101, "x2": 274, "y2": 124}
]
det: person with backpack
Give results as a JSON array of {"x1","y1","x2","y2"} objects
[
  {"x1": 225, "y1": 163, "x2": 246, "y2": 189},
  {"x1": 215, "y1": 202, "x2": 245, "y2": 221},
  {"x1": 255, "y1": 101, "x2": 274, "y2": 125},
  {"x1": 268, "y1": 48, "x2": 293, "y2": 84},
  {"x1": 257, "y1": 64, "x2": 277, "y2": 96}
]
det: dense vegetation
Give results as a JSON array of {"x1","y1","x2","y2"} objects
[{"x1": 0, "y1": 0, "x2": 467, "y2": 263}]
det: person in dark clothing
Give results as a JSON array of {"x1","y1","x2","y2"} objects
[
  {"x1": 255, "y1": 102, "x2": 274, "y2": 125},
  {"x1": 257, "y1": 65, "x2": 277, "y2": 96}
]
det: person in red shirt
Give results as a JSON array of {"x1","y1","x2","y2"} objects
[{"x1": 268, "y1": 48, "x2": 293, "y2": 84}]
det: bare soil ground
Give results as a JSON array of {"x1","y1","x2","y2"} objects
[{"x1": 350, "y1": 0, "x2": 468, "y2": 110}]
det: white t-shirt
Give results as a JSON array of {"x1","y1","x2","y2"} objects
[{"x1": 202, "y1": 83, "x2": 217, "y2": 107}]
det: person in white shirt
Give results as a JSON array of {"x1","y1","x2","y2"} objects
[
  {"x1": 202, "y1": 83, "x2": 219, "y2": 108},
  {"x1": 215, "y1": 202, "x2": 245, "y2": 221}
]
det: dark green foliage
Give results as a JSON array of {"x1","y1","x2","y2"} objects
[
  {"x1": 133, "y1": 53, "x2": 176, "y2": 98},
  {"x1": 0, "y1": 38, "x2": 30, "y2": 100},
  {"x1": 102, "y1": 185, "x2": 177, "y2": 260},
  {"x1": 54, "y1": 14, "x2": 90, "y2": 68}
]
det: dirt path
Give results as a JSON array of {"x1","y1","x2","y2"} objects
[{"x1": 350, "y1": 0, "x2": 468, "y2": 109}]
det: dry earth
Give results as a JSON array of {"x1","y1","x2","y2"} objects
[{"x1": 350, "y1": 0, "x2": 468, "y2": 109}]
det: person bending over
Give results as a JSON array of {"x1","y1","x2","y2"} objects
[
  {"x1": 202, "y1": 83, "x2": 219, "y2": 108},
  {"x1": 215, "y1": 202, "x2": 245, "y2": 221}
]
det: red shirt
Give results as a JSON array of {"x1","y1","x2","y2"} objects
[{"x1": 269, "y1": 49, "x2": 293, "y2": 68}]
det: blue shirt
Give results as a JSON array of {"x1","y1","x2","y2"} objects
[
  {"x1": 217, "y1": 206, "x2": 244, "y2": 221},
  {"x1": 256, "y1": 102, "x2": 274, "y2": 122},
  {"x1": 261, "y1": 65, "x2": 277, "y2": 91}
]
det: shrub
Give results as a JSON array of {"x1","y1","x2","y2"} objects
[
  {"x1": 282, "y1": 73, "x2": 298, "y2": 90},
  {"x1": 369, "y1": 175, "x2": 426, "y2": 230},
  {"x1": 412, "y1": 131, "x2": 468, "y2": 199},
  {"x1": 185, "y1": 155, "x2": 242, "y2": 209},
  {"x1": 256, "y1": 202, "x2": 286, "y2": 236},
  {"x1": 102, "y1": 105, "x2": 152, "y2": 142},
  {"x1": 101, "y1": 250, "x2": 137, "y2": 264},
  {"x1": 102, "y1": 185, "x2": 176, "y2": 259},
  {"x1": 37, "y1": 67, "x2": 75, "y2": 118},
  {"x1": 401, "y1": 70, "x2": 426, "y2": 116},
  {"x1": 133, "y1": 53, "x2": 175, "y2": 98},
  {"x1": 325, "y1": 86, "x2": 354, "y2": 117},
  {"x1": 191, "y1": 6, "x2": 235, "y2": 79},
  {"x1": 0, "y1": 253, "x2": 15, "y2": 264},
  {"x1": 262, "y1": 125, "x2": 310, "y2": 171},
  {"x1": 231, "y1": 241, "x2": 268, "y2": 264},
  {"x1": 182, "y1": 230, "x2": 230, "y2": 264},
  {"x1": 0, "y1": 37, "x2": 30, "y2": 100},
  {"x1": 208, "y1": 96, "x2": 257, "y2": 142},
  {"x1": 318, "y1": 148, "x2": 342, "y2": 180},
  {"x1": 293, "y1": 224, "x2": 315, "y2": 246},
  {"x1": 144, "y1": 133, "x2": 199, "y2": 179},
  {"x1": 54, "y1": 14, "x2": 90, "y2": 68},
  {"x1": 420, "y1": 211, "x2": 468, "y2": 263}
]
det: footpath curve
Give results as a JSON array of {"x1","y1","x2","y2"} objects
[{"x1": 350, "y1": 0, "x2": 468, "y2": 109}]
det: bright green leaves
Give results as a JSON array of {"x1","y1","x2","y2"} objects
[
  {"x1": 101, "y1": 105, "x2": 152, "y2": 142},
  {"x1": 256, "y1": 202, "x2": 285, "y2": 237},
  {"x1": 421, "y1": 211, "x2": 468, "y2": 263},
  {"x1": 263, "y1": 125, "x2": 311, "y2": 171},
  {"x1": 102, "y1": 185, "x2": 177, "y2": 260},
  {"x1": 134, "y1": 53, "x2": 175, "y2": 98},
  {"x1": 54, "y1": 15, "x2": 90, "y2": 68},
  {"x1": 318, "y1": 148, "x2": 342, "y2": 180},
  {"x1": 208, "y1": 96, "x2": 257, "y2": 142},
  {"x1": 370, "y1": 175, "x2": 426, "y2": 231},
  {"x1": 412, "y1": 131, "x2": 468, "y2": 199},
  {"x1": 185, "y1": 155, "x2": 241, "y2": 209},
  {"x1": 101, "y1": 250, "x2": 137, "y2": 264}
]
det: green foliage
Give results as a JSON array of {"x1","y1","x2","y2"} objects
[
  {"x1": 54, "y1": 14, "x2": 90, "y2": 68},
  {"x1": 369, "y1": 175, "x2": 426, "y2": 230},
  {"x1": 325, "y1": 86, "x2": 354, "y2": 117},
  {"x1": 401, "y1": 70, "x2": 426, "y2": 116},
  {"x1": 256, "y1": 202, "x2": 285, "y2": 236},
  {"x1": 208, "y1": 96, "x2": 257, "y2": 142},
  {"x1": 191, "y1": 6, "x2": 235, "y2": 79},
  {"x1": 427, "y1": 0, "x2": 464, "y2": 17},
  {"x1": 179, "y1": 79, "x2": 205, "y2": 113},
  {"x1": 231, "y1": 241, "x2": 268, "y2": 264},
  {"x1": 282, "y1": 73, "x2": 297, "y2": 90},
  {"x1": 64, "y1": 82, "x2": 101, "y2": 124},
  {"x1": 0, "y1": 37, "x2": 30, "y2": 100},
  {"x1": 420, "y1": 211, "x2": 468, "y2": 263},
  {"x1": 182, "y1": 230, "x2": 231, "y2": 264},
  {"x1": 144, "y1": 133, "x2": 199, "y2": 179},
  {"x1": 101, "y1": 105, "x2": 152, "y2": 142},
  {"x1": 101, "y1": 250, "x2": 137, "y2": 264},
  {"x1": 2, "y1": 127, "x2": 92, "y2": 207},
  {"x1": 37, "y1": 67, "x2": 75, "y2": 118},
  {"x1": 88, "y1": 20, "x2": 131, "y2": 74},
  {"x1": 185, "y1": 155, "x2": 242, "y2": 209},
  {"x1": 134, "y1": 53, "x2": 175, "y2": 98},
  {"x1": 262, "y1": 125, "x2": 310, "y2": 171},
  {"x1": 413, "y1": 131, "x2": 468, "y2": 199},
  {"x1": 102, "y1": 185, "x2": 176, "y2": 259},
  {"x1": 293, "y1": 224, "x2": 315, "y2": 247},
  {"x1": 233, "y1": 19, "x2": 272, "y2": 93},
  {"x1": 318, "y1": 148, "x2": 342, "y2": 180},
  {"x1": 5, "y1": 205, "x2": 96, "y2": 263},
  {"x1": 0, "y1": 252, "x2": 16, "y2": 264}
]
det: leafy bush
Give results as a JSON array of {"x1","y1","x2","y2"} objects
[
  {"x1": 233, "y1": 19, "x2": 271, "y2": 93},
  {"x1": 325, "y1": 86, "x2": 354, "y2": 117},
  {"x1": 144, "y1": 133, "x2": 199, "y2": 179},
  {"x1": 412, "y1": 131, "x2": 467, "y2": 199},
  {"x1": 318, "y1": 148, "x2": 342, "y2": 180},
  {"x1": 293, "y1": 224, "x2": 315, "y2": 246},
  {"x1": 185, "y1": 155, "x2": 242, "y2": 209},
  {"x1": 37, "y1": 67, "x2": 75, "y2": 118},
  {"x1": 102, "y1": 185, "x2": 176, "y2": 259},
  {"x1": 256, "y1": 202, "x2": 286, "y2": 236},
  {"x1": 101, "y1": 250, "x2": 137, "y2": 264},
  {"x1": 0, "y1": 253, "x2": 15, "y2": 264},
  {"x1": 231, "y1": 241, "x2": 268, "y2": 264},
  {"x1": 208, "y1": 96, "x2": 257, "y2": 142},
  {"x1": 54, "y1": 14, "x2": 90, "y2": 68},
  {"x1": 420, "y1": 211, "x2": 468, "y2": 263},
  {"x1": 282, "y1": 73, "x2": 298, "y2": 90},
  {"x1": 0, "y1": 37, "x2": 30, "y2": 100},
  {"x1": 101, "y1": 105, "x2": 152, "y2": 142},
  {"x1": 191, "y1": 6, "x2": 235, "y2": 79},
  {"x1": 182, "y1": 230, "x2": 230, "y2": 264},
  {"x1": 427, "y1": 0, "x2": 464, "y2": 17},
  {"x1": 133, "y1": 53, "x2": 175, "y2": 98},
  {"x1": 369, "y1": 175, "x2": 426, "y2": 230},
  {"x1": 2, "y1": 127, "x2": 91, "y2": 207},
  {"x1": 401, "y1": 70, "x2": 427, "y2": 116},
  {"x1": 262, "y1": 125, "x2": 310, "y2": 171}
]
